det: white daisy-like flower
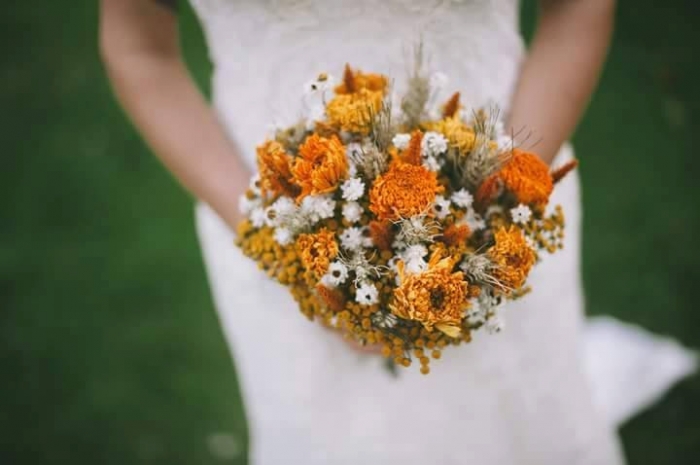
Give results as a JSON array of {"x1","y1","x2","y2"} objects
[
  {"x1": 238, "y1": 195, "x2": 262, "y2": 216},
  {"x1": 405, "y1": 257, "x2": 427, "y2": 275},
  {"x1": 402, "y1": 244, "x2": 429, "y2": 262},
  {"x1": 342, "y1": 201, "x2": 363, "y2": 224},
  {"x1": 248, "y1": 174, "x2": 262, "y2": 196},
  {"x1": 264, "y1": 197, "x2": 296, "y2": 228},
  {"x1": 355, "y1": 281, "x2": 379, "y2": 306},
  {"x1": 465, "y1": 306, "x2": 487, "y2": 326},
  {"x1": 341, "y1": 178, "x2": 365, "y2": 202},
  {"x1": 421, "y1": 131, "x2": 448, "y2": 157},
  {"x1": 392, "y1": 133, "x2": 411, "y2": 150},
  {"x1": 423, "y1": 156, "x2": 441, "y2": 172},
  {"x1": 340, "y1": 227, "x2": 366, "y2": 251},
  {"x1": 485, "y1": 314, "x2": 505, "y2": 334},
  {"x1": 303, "y1": 73, "x2": 335, "y2": 95},
  {"x1": 273, "y1": 227, "x2": 294, "y2": 246},
  {"x1": 429, "y1": 72, "x2": 448, "y2": 90},
  {"x1": 305, "y1": 104, "x2": 326, "y2": 131},
  {"x1": 322, "y1": 261, "x2": 349, "y2": 287},
  {"x1": 250, "y1": 207, "x2": 267, "y2": 228},
  {"x1": 510, "y1": 204, "x2": 532, "y2": 224},
  {"x1": 451, "y1": 188, "x2": 474, "y2": 209},
  {"x1": 432, "y1": 195, "x2": 452, "y2": 220}
]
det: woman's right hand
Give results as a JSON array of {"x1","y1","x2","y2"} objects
[{"x1": 100, "y1": 0, "x2": 250, "y2": 231}]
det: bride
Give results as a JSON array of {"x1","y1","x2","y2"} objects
[{"x1": 100, "y1": 0, "x2": 696, "y2": 463}]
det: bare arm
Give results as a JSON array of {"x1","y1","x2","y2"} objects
[
  {"x1": 99, "y1": 0, "x2": 250, "y2": 230},
  {"x1": 507, "y1": 0, "x2": 616, "y2": 164}
]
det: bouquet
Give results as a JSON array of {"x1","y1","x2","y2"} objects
[{"x1": 235, "y1": 58, "x2": 577, "y2": 374}]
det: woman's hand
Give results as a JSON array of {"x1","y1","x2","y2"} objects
[
  {"x1": 507, "y1": 0, "x2": 616, "y2": 165},
  {"x1": 100, "y1": 0, "x2": 249, "y2": 230}
]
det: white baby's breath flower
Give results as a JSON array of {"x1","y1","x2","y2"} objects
[
  {"x1": 510, "y1": 204, "x2": 532, "y2": 225},
  {"x1": 250, "y1": 207, "x2": 267, "y2": 228},
  {"x1": 238, "y1": 195, "x2": 261, "y2": 216},
  {"x1": 392, "y1": 133, "x2": 411, "y2": 150},
  {"x1": 341, "y1": 178, "x2": 365, "y2": 202},
  {"x1": 451, "y1": 188, "x2": 474, "y2": 209},
  {"x1": 314, "y1": 196, "x2": 337, "y2": 220},
  {"x1": 273, "y1": 227, "x2": 294, "y2": 246},
  {"x1": 355, "y1": 282, "x2": 379, "y2": 306},
  {"x1": 432, "y1": 195, "x2": 451, "y2": 220},
  {"x1": 322, "y1": 261, "x2": 349, "y2": 287},
  {"x1": 270, "y1": 196, "x2": 296, "y2": 216},
  {"x1": 342, "y1": 201, "x2": 363, "y2": 224},
  {"x1": 421, "y1": 131, "x2": 448, "y2": 157},
  {"x1": 300, "y1": 195, "x2": 336, "y2": 223},
  {"x1": 340, "y1": 227, "x2": 366, "y2": 251}
]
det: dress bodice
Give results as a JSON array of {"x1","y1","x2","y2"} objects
[{"x1": 189, "y1": 0, "x2": 524, "y2": 167}]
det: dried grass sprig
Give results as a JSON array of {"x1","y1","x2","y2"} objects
[{"x1": 401, "y1": 42, "x2": 430, "y2": 130}]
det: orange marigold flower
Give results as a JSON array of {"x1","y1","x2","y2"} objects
[
  {"x1": 326, "y1": 88, "x2": 384, "y2": 135},
  {"x1": 256, "y1": 140, "x2": 300, "y2": 197},
  {"x1": 484, "y1": 149, "x2": 553, "y2": 207},
  {"x1": 487, "y1": 225, "x2": 536, "y2": 291},
  {"x1": 335, "y1": 64, "x2": 389, "y2": 95},
  {"x1": 424, "y1": 116, "x2": 475, "y2": 153},
  {"x1": 296, "y1": 228, "x2": 339, "y2": 279},
  {"x1": 369, "y1": 160, "x2": 443, "y2": 221},
  {"x1": 292, "y1": 134, "x2": 349, "y2": 200},
  {"x1": 390, "y1": 251, "x2": 468, "y2": 337},
  {"x1": 440, "y1": 223, "x2": 471, "y2": 247}
]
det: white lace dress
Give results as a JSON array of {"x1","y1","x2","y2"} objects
[{"x1": 189, "y1": 1, "x2": 697, "y2": 463}]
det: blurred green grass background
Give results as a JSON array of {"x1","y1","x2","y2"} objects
[{"x1": 1, "y1": 1, "x2": 698, "y2": 463}]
